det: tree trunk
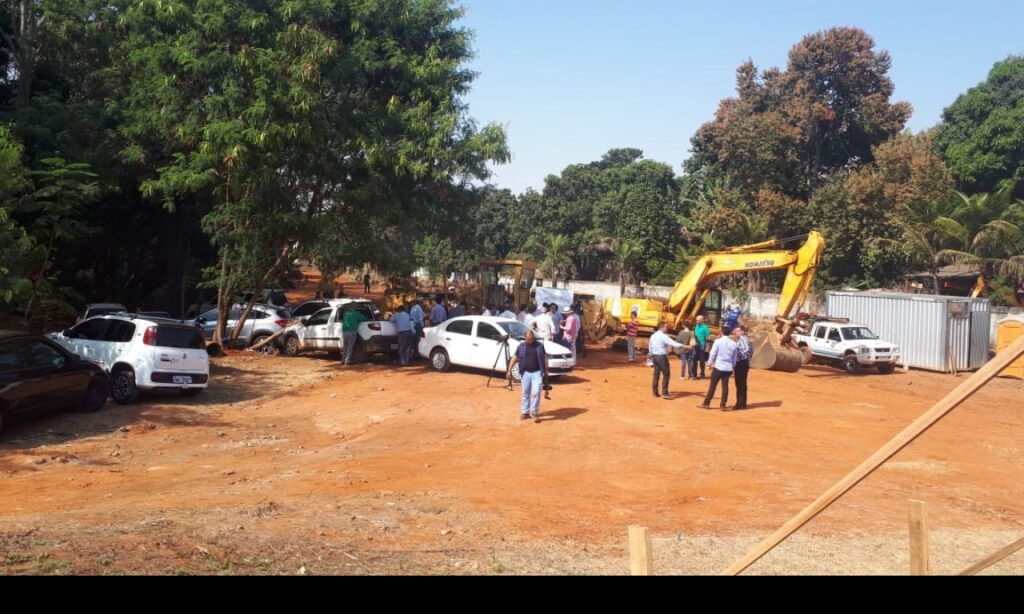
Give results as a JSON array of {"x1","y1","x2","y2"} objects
[
  {"x1": 229, "y1": 242, "x2": 295, "y2": 343},
  {"x1": 931, "y1": 256, "x2": 940, "y2": 296},
  {"x1": 212, "y1": 259, "x2": 230, "y2": 349}
]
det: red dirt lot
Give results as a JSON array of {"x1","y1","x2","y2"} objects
[{"x1": 2, "y1": 280, "x2": 1023, "y2": 575}]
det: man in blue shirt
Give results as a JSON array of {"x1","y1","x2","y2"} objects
[
  {"x1": 391, "y1": 305, "x2": 415, "y2": 366},
  {"x1": 725, "y1": 304, "x2": 743, "y2": 329},
  {"x1": 649, "y1": 322, "x2": 686, "y2": 399},
  {"x1": 699, "y1": 326, "x2": 740, "y2": 409},
  {"x1": 429, "y1": 299, "x2": 447, "y2": 326},
  {"x1": 409, "y1": 299, "x2": 425, "y2": 336},
  {"x1": 506, "y1": 330, "x2": 548, "y2": 422}
]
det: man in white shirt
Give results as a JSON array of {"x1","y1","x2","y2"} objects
[
  {"x1": 532, "y1": 305, "x2": 554, "y2": 341},
  {"x1": 699, "y1": 326, "x2": 741, "y2": 409},
  {"x1": 649, "y1": 322, "x2": 685, "y2": 399}
]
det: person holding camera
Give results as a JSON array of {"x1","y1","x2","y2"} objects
[{"x1": 507, "y1": 329, "x2": 548, "y2": 422}]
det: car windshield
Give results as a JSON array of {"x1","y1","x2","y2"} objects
[
  {"x1": 842, "y1": 327, "x2": 879, "y2": 340},
  {"x1": 498, "y1": 321, "x2": 530, "y2": 340}
]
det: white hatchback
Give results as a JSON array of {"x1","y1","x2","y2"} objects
[
  {"x1": 418, "y1": 316, "x2": 574, "y2": 381},
  {"x1": 50, "y1": 314, "x2": 209, "y2": 404}
]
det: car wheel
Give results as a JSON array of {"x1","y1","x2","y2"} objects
[
  {"x1": 509, "y1": 362, "x2": 522, "y2": 383},
  {"x1": 351, "y1": 341, "x2": 367, "y2": 364},
  {"x1": 430, "y1": 348, "x2": 451, "y2": 372},
  {"x1": 283, "y1": 335, "x2": 300, "y2": 357},
  {"x1": 251, "y1": 335, "x2": 276, "y2": 356},
  {"x1": 180, "y1": 388, "x2": 203, "y2": 397},
  {"x1": 877, "y1": 363, "x2": 896, "y2": 375},
  {"x1": 842, "y1": 355, "x2": 860, "y2": 375},
  {"x1": 78, "y1": 376, "x2": 109, "y2": 413},
  {"x1": 110, "y1": 369, "x2": 140, "y2": 405}
]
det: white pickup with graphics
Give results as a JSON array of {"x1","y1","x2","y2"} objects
[{"x1": 793, "y1": 321, "x2": 900, "y2": 374}]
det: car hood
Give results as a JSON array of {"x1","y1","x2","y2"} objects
[{"x1": 510, "y1": 339, "x2": 570, "y2": 357}]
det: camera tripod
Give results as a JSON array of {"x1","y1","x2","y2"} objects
[{"x1": 486, "y1": 334, "x2": 514, "y2": 390}]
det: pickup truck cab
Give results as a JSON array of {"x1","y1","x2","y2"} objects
[
  {"x1": 279, "y1": 299, "x2": 398, "y2": 362},
  {"x1": 794, "y1": 321, "x2": 900, "y2": 374}
]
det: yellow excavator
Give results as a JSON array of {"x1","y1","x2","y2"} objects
[
  {"x1": 665, "y1": 231, "x2": 826, "y2": 372},
  {"x1": 970, "y1": 275, "x2": 1022, "y2": 308}
]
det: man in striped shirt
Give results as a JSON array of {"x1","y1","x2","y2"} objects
[{"x1": 732, "y1": 326, "x2": 754, "y2": 410}]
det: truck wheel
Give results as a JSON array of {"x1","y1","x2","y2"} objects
[
  {"x1": 251, "y1": 335, "x2": 276, "y2": 356},
  {"x1": 877, "y1": 363, "x2": 896, "y2": 374},
  {"x1": 799, "y1": 345, "x2": 813, "y2": 365},
  {"x1": 283, "y1": 335, "x2": 300, "y2": 357},
  {"x1": 842, "y1": 355, "x2": 860, "y2": 374}
]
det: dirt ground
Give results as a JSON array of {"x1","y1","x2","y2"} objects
[{"x1": 2, "y1": 277, "x2": 1023, "y2": 575}]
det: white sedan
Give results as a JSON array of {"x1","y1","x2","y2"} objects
[{"x1": 418, "y1": 316, "x2": 574, "y2": 381}]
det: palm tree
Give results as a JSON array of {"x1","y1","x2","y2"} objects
[
  {"x1": 876, "y1": 196, "x2": 965, "y2": 295},
  {"x1": 538, "y1": 233, "x2": 573, "y2": 286},
  {"x1": 939, "y1": 188, "x2": 1024, "y2": 295},
  {"x1": 611, "y1": 238, "x2": 641, "y2": 296}
]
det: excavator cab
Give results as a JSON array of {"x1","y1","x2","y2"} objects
[
  {"x1": 699, "y1": 289, "x2": 723, "y2": 327},
  {"x1": 479, "y1": 260, "x2": 538, "y2": 311}
]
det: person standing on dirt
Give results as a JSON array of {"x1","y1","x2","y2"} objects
[
  {"x1": 693, "y1": 315, "x2": 711, "y2": 379},
  {"x1": 699, "y1": 326, "x2": 740, "y2": 409},
  {"x1": 507, "y1": 330, "x2": 548, "y2": 422},
  {"x1": 430, "y1": 299, "x2": 447, "y2": 326},
  {"x1": 725, "y1": 304, "x2": 743, "y2": 329},
  {"x1": 650, "y1": 322, "x2": 685, "y2": 399},
  {"x1": 532, "y1": 304, "x2": 554, "y2": 341},
  {"x1": 731, "y1": 325, "x2": 753, "y2": 410},
  {"x1": 363, "y1": 272, "x2": 371, "y2": 294},
  {"x1": 550, "y1": 304, "x2": 563, "y2": 344},
  {"x1": 410, "y1": 299, "x2": 425, "y2": 337},
  {"x1": 560, "y1": 306, "x2": 579, "y2": 364},
  {"x1": 676, "y1": 324, "x2": 696, "y2": 380},
  {"x1": 450, "y1": 300, "x2": 466, "y2": 319},
  {"x1": 626, "y1": 309, "x2": 640, "y2": 362},
  {"x1": 391, "y1": 305, "x2": 415, "y2": 366},
  {"x1": 342, "y1": 307, "x2": 368, "y2": 365}
]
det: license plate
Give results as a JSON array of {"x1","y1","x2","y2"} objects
[
  {"x1": 390, "y1": 344, "x2": 398, "y2": 350},
  {"x1": 173, "y1": 376, "x2": 193, "y2": 385}
]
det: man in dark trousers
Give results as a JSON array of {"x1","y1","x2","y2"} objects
[
  {"x1": 698, "y1": 326, "x2": 740, "y2": 409},
  {"x1": 649, "y1": 321, "x2": 685, "y2": 399},
  {"x1": 731, "y1": 326, "x2": 753, "y2": 410},
  {"x1": 363, "y1": 272, "x2": 371, "y2": 294},
  {"x1": 506, "y1": 330, "x2": 548, "y2": 422}
]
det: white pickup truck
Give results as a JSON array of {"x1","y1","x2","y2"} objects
[
  {"x1": 278, "y1": 299, "x2": 398, "y2": 362},
  {"x1": 793, "y1": 321, "x2": 901, "y2": 374}
]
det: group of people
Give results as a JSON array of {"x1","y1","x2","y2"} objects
[{"x1": 645, "y1": 315, "x2": 753, "y2": 411}]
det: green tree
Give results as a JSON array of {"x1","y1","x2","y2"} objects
[
  {"x1": 535, "y1": 233, "x2": 573, "y2": 286},
  {"x1": 934, "y1": 56, "x2": 1024, "y2": 194}
]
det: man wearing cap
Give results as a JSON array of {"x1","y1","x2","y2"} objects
[{"x1": 560, "y1": 305, "x2": 580, "y2": 364}]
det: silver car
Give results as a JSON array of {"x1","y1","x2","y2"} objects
[{"x1": 192, "y1": 304, "x2": 292, "y2": 349}]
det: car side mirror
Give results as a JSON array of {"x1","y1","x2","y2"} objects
[{"x1": 52, "y1": 357, "x2": 66, "y2": 368}]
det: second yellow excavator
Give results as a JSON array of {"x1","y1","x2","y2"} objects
[{"x1": 665, "y1": 231, "x2": 826, "y2": 372}]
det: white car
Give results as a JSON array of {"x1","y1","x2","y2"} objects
[
  {"x1": 49, "y1": 314, "x2": 209, "y2": 403},
  {"x1": 418, "y1": 316, "x2": 574, "y2": 381},
  {"x1": 279, "y1": 299, "x2": 399, "y2": 361}
]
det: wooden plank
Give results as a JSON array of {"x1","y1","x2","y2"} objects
[
  {"x1": 909, "y1": 500, "x2": 930, "y2": 576},
  {"x1": 722, "y1": 333, "x2": 1024, "y2": 576},
  {"x1": 960, "y1": 536, "x2": 1024, "y2": 576},
  {"x1": 629, "y1": 525, "x2": 654, "y2": 576}
]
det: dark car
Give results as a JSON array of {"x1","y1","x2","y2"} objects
[{"x1": 0, "y1": 331, "x2": 109, "y2": 435}]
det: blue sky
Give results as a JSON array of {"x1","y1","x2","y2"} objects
[{"x1": 459, "y1": 0, "x2": 1024, "y2": 194}]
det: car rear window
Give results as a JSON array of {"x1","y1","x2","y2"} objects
[{"x1": 155, "y1": 326, "x2": 205, "y2": 349}]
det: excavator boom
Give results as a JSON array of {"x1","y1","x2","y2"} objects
[{"x1": 666, "y1": 231, "x2": 825, "y2": 372}]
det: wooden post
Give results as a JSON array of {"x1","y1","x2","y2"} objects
[
  {"x1": 629, "y1": 525, "x2": 654, "y2": 576},
  {"x1": 960, "y1": 536, "x2": 1024, "y2": 576},
  {"x1": 722, "y1": 333, "x2": 1024, "y2": 576},
  {"x1": 909, "y1": 500, "x2": 930, "y2": 575}
]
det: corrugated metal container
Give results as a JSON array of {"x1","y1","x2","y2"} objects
[
  {"x1": 997, "y1": 316, "x2": 1024, "y2": 379},
  {"x1": 826, "y1": 292, "x2": 991, "y2": 373}
]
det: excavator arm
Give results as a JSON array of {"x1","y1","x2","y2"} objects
[{"x1": 666, "y1": 231, "x2": 825, "y2": 371}]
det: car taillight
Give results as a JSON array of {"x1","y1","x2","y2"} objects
[
  {"x1": 420, "y1": 329, "x2": 426, "y2": 338},
  {"x1": 368, "y1": 322, "x2": 382, "y2": 331},
  {"x1": 142, "y1": 326, "x2": 158, "y2": 346},
  {"x1": 275, "y1": 320, "x2": 290, "y2": 328}
]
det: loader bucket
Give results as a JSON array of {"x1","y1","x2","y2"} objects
[{"x1": 749, "y1": 331, "x2": 804, "y2": 373}]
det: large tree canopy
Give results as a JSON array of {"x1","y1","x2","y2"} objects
[{"x1": 933, "y1": 55, "x2": 1024, "y2": 194}]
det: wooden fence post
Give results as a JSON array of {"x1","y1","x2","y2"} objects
[
  {"x1": 909, "y1": 500, "x2": 930, "y2": 576},
  {"x1": 629, "y1": 525, "x2": 654, "y2": 576}
]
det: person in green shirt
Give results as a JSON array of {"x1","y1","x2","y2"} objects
[
  {"x1": 342, "y1": 308, "x2": 367, "y2": 365},
  {"x1": 693, "y1": 315, "x2": 711, "y2": 380}
]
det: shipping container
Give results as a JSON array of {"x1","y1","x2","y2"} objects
[{"x1": 826, "y1": 292, "x2": 991, "y2": 373}]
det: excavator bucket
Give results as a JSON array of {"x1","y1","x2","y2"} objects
[{"x1": 749, "y1": 331, "x2": 804, "y2": 373}]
